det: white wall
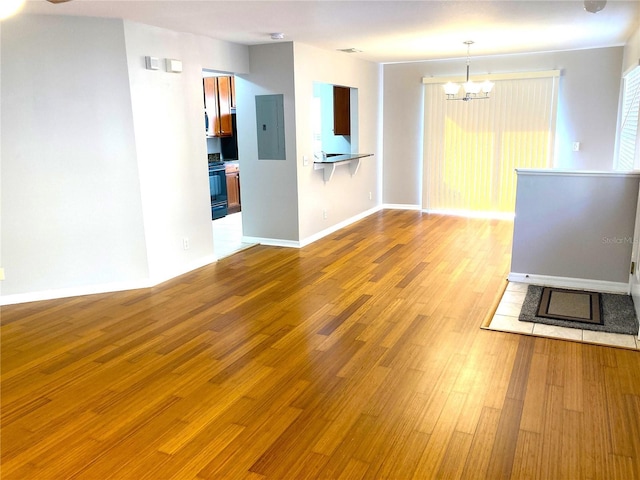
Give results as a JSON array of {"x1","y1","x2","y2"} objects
[
  {"x1": 510, "y1": 170, "x2": 640, "y2": 289},
  {"x1": 232, "y1": 42, "x2": 381, "y2": 244},
  {"x1": 1, "y1": 15, "x2": 250, "y2": 303},
  {"x1": 236, "y1": 43, "x2": 300, "y2": 242},
  {"x1": 122, "y1": 21, "x2": 249, "y2": 282},
  {"x1": 1, "y1": 15, "x2": 148, "y2": 298},
  {"x1": 198, "y1": 34, "x2": 250, "y2": 74},
  {"x1": 622, "y1": 24, "x2": 640, "y2": 73},
  {"x1": 383, "y1": 47, "x2": 624, "y2": 206},
  {"x1": 293, "y1": 43, "x2": 382, "y2": 242}
]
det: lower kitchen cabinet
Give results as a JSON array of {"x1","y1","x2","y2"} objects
[{"x1": 226, "y1": 163, "x2": 241, "y2": 214}]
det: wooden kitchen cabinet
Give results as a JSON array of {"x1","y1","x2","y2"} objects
[
  {"x1": 230, "y1": 76, "x2": 236, "y2": 109},
  {"x1": 203, "y1": 77, "x2": 216, "y2": 137},
  {"x1": 333, "y1": 85, "x2": 351, "y2": 136},
  {"x1": 203, "y1": 76, "x2": 233, "y2": 137},
  {"x1": 225, "y1": 163, "x2": 241, "y2": 214}
]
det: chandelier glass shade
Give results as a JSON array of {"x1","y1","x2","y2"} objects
[{"x1": 444, "y1": 41, "x2": 494, "y2": 101}]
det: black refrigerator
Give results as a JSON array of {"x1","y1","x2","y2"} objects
[{"x1": 220, "y1": 113, "x2": 238, "y2": 160}]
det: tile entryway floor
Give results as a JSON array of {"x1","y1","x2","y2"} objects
[
  {"x1": 212, "y1": 212, "x2": 255, "y2": 260},
  {"x1": 487, "y1": 282, "x2": 640, "y2": 350}
]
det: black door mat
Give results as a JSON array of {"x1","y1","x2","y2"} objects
[
  {"x1": 536, "y1": 287, "x2": 602, "y2": 325},
  {"x1": 519, "y1": 285, "x2": 639, "y2": 335}
]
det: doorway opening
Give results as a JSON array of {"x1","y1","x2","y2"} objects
[
  {"x1": 202, "y1": 69, "x2": 255, "y2": 259},
  {"x1": 212, "y1": 212, "x2": 254, "y2": 259}
]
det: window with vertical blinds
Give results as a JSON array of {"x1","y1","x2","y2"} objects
[
  {"x1": 422, "y1": 73, "x2": 559, "y2": 217},
  {"x1": 615, "y1": 65, "x2": 640, "y2": 171}
]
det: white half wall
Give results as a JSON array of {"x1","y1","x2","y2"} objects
[
  {"x1": 1, "y1": 15, "x2": 148, "y2": 297},
  {"x1": 510, "y1": 170, "x2": 640, "y2": 285},
  {"x1": 383, "y1": 47, "x2": 625, "y2": 206}
]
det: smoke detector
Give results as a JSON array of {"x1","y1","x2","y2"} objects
[
  {"x1": 584, "y1": 1, "x2": 606, "y2": 13},
  {"x1": 270, "y1": 33, "x2": 285, "y2": 40},
  {"x1": 338, "y1": 48, "x2": 363, "y2": 54}
]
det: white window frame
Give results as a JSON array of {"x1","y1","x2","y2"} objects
[{"x1": 614, "y1": 64, "x2": 640, "y2": 171}]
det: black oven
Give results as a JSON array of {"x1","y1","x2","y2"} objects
[{"x1": 209, "y1": 161, "x2": 228, "y2": 220}]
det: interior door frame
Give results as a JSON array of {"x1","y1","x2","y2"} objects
[{"x1": 629, "y1": 183, "x2": 640, "y2": 340}]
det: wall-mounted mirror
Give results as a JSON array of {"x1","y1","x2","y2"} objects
[{"x1": 312, "y1": 82, "x2": 359, "y2": 157}]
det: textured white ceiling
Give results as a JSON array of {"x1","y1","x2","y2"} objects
[{"x1": 23, "y1": 0, "x2": 640, "y2": 63}]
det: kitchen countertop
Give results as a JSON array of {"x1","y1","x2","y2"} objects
[{"x1": 314, "y1": 153, "x2": 373, "y2": 164}]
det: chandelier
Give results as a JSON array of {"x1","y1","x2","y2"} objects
[{"x1": 443, "y1": 41, "x2": 494, "y2": 101}]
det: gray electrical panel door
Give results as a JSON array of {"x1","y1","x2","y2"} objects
[{"x1": 255, "y1": 94, "x2": 286, "y2": 160}]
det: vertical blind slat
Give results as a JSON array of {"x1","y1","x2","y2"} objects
[{"x1": 423, "y1": 76, "x2": 557, "y2": 215}]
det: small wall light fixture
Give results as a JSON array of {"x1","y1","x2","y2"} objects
[{"x1": 166, "y1": 58, "x2": 183, "y2": 73}]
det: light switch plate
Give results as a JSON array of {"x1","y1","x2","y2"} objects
[
  {"x1": 145, "y1": 56, "x2": 160, "y2": 70},
  {"x1": 166, "y1": 58, "x2": 183, "y2": 73}
]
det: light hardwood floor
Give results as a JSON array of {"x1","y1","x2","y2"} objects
[{"x1": 2, "y1": 210, "x2": 639, "y2": 479}]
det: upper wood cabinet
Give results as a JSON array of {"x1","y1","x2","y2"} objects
[
  {"x1": 333, "y1": 86, "x2": 351, "y2": 136},
  {"x1": 203, "y1": 77, "x2": 217, "y2": 137},
  {"x1": 230, "y1": 76, "x2": 236, "y2": 109},
  {"x1": 216, "y1": 76, "x2": 233, "y2": 137},
  {"x1": 203, "y1": 76, "x2": 233, "y2": 138}
]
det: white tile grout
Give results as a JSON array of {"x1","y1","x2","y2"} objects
[
  {"x1": 487, "y1": 282, "x2": 640, "y2": 350},
  {"x1": 212, "y1": 212, "x2": 256, "y2": 259}
]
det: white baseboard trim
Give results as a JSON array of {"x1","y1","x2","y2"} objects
[
  {"x1": 425, "y1": 208, "x2": 515, "y2": 220},
  {"x1": 507, "y1": 272, "x2": 630, "y2": 294},
  {"x1": 299, "y1": 206, "x2": 383, "y2": 247},
  {"x1": 0, "y1": 279, "x2": 152, "y2": 306},
  {"x1": 148, "y1": 255, "x2": 217, "y2": 286},
  {"x1": 241, "y1": 236, "x2": 301, "y2": 248},
  {"x1": 0, "y1": 255, "x2": 218, "y2": 306},
  {"x1": 242, "y1": 206, "x2": 384, "y2": 249},
  {"x1": 382, "y1": 203, "x2": 421, "y2": 210}
]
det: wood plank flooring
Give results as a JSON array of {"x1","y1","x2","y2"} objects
[{"x1": 2, "y1": 210, "x2": 639, "y2": 479}]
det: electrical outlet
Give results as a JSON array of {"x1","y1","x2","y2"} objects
[
  {"x1": 369, "y1": 191, "x2": 372, "y2": 200},
  {"x1": 303, "y1": 155, "x2": 309, "y2": 166},
  {"x1": 183, "y1": 237, "x2": 190, "y2": 250},
  {"x1": 572, "y1": 141, "x2": 581, "y2": 152},
  {"x1": 323, "y1": 209, "x2": 327, "y2": 219}
]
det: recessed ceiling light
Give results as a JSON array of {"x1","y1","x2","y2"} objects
[
  {"x1": 270, "y1": 33, "x2": 285, "y2": 40},
  {"x1": 338, "y1": 48, "x2": 363, "y2": 54},
  {"x1": 0, "y1": 0, "x2": 25, "y2": 20}
]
